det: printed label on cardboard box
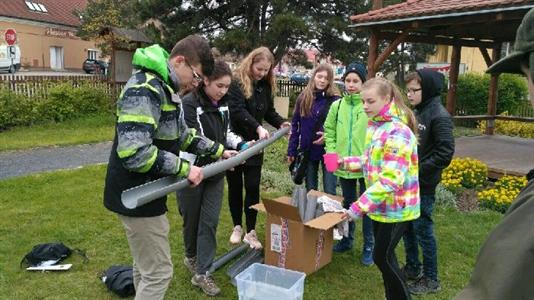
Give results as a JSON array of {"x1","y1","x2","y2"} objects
[{"x1": 271, "y1": 223, "x2": 282, "y2": 253}]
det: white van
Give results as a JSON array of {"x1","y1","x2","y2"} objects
[{"x1": 0, "y1": 45, "x2": 21, "y2": 73}]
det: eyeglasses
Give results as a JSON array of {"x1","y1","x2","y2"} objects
[
  {"x1": 406, "y1": 88, "x2": 422, "y2": 95},
  {"x1": 185, "y1": 60, "x2": 203, "y2": 83}
]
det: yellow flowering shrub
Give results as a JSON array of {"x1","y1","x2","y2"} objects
[
  {"x1": 478, "y1": 112, "x2": 534, "y2": 138},
  {"x1": 477, "y1": 175, "x2": 527, "y2": 213},
  {"x1": 441, "y1": 157, "x2": 488, "y2": 194}
]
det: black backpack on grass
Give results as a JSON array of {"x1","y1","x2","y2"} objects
[
  {"x1": 20, "y1": 242, "x2": 88, "y2": 268},
  {"x1": 101, "y1": 265, "x2": 135, "y2": 298}
]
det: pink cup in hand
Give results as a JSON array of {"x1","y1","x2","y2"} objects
[{"x1": 323, "y1": 153, "x2": 339, "y2": 172}]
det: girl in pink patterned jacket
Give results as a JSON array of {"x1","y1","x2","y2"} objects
[{"x1": 341, "y1": 77, "x2": 420, "y2": 300}]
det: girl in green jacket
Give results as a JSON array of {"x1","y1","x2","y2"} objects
[{"x1": 324, "y1": 62, "x2": 374, "y2": 266}]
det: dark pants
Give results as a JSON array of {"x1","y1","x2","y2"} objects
[
  {"x1": 177, "y1": 177, "x2": 224, "y2": 274},
  {"x1": 373, "y1": 220, "x2": 412, "y2": 300},
  {"x1": 226, "y1": 164, "x2": 262, "y2": 232},
  {"x1": 339, "y1": 177, "x2": 374, "y2": 249},
  {"x1": 305, "y1": 159, "x2": 337, "y2": 195},
  {"x1": 403, "y1": 194, "x2": 438, "y2": 280}
]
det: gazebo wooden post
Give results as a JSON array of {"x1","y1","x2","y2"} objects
[
  {"x1": 372, "y1": 0, "x2": 383, "y2": 9},
  {"x1": 367, "y1": 29, "x2": 379, "y2": 78},
  {"x1": 366, "y1": 0, "x2": 383, "y2": 78},
  {"x1": 485, "y1": 45, "x2": 502, "y2": 135},
  {"x1": 446, "y1": 45, "x2": 461, "y2": 115}
]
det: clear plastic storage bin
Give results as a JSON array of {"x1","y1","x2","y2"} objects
[{"x1": 235, "y1": 263, "x2": 306, "y2": 300}]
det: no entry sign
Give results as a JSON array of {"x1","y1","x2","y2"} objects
[{"x1": 4, "y1": 28, "x2": 17, "y2": 45}]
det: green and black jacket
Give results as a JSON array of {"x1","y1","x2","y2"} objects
[{"x1": 104, "y1": 45, "x2": 223, "y2": 217}]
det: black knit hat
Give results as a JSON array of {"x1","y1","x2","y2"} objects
[
  {"x1": 487, "y1": 8, "x2": 534, "y2": 76},
  {"x1": 343, "y1": 62, "x2": 367, "y2": 82}
]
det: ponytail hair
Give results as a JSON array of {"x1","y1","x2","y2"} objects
[{"x1": 362, "y1": 77, "x2": 418, "y2": 136}]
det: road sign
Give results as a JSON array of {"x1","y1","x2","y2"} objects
[{"x1": 4, "y1": 28, "x2": 17, "y2": 46}]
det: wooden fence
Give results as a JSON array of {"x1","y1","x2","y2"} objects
[
  {"x1": 0, "y1": 74, "x2": 125, "y2": 99},
  {"x1": 276, "y1": 79, "x2": 306, "y2": 97},
  {"x1": 0, "y1": 75, "x2": 307, "y2": 101}
]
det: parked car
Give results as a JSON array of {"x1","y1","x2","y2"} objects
[
  {"x1": 82, "y1": 59, "x2": 108, "y2": 74},
  {"x1": 290, "y1": 73, "x2": 310, "y2": 85}
]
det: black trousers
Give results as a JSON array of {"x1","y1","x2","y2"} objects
[
  {"x1": 373, "y1": 220, "x2": 412, "y2": 300},
  {"x1": 226, "y1": 164, "x2": 262, "y2": 232}
]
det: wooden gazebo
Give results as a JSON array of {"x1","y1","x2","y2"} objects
[
  {"x1": 99, "y1": 27, "x2": 152, "y2": 83},
  {"x1": 350, "y1": 0, "x2": 534, "y2": 134}
]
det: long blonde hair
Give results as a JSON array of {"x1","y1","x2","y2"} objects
[
  {"x1": 297, "y1": 64, "x2": 340, "y2": 117},
  {"x1": 234, "y1": 47, "x2": 276, "y2": 99},
  {"x1": 362, "y1": 77, "x2": 418, "y2": 135}
]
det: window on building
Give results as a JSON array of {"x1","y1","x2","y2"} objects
[
  {"x1": 88, "y1": 50, "x2": 98, "y2": 60},
  {"x1": 25, "y1": 1, "x2": 48, "y2": 13}
]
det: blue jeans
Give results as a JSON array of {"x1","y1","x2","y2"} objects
[
  {"x1": 306, "y1": 159, "x2": 337, "y2": 195},
  {"x1": 403, "y1": 194, "x2": 438, "y2": 280},
  {"x1": 339, "y1": 177, "x2": 374, "y2": 249}
]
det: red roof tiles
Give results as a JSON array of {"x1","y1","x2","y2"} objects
[
  {"x1": 0, "y1": 0, "x2": 88, "y2": 27},
  {"x1": 351, "y1": 0, "x2": 534, "y2": 24}
]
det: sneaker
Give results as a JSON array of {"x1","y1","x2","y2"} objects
[
  {"x1": 401, "y1": 264, "x2": 423, "y2": 281},
  {"x1": 183, "y1": 256, "x2": 197, "y2": 275},
  {"x1": 191, "y1": 273, "x2": 221, "y2": 296},
  {"x1": 230, "y1": 225, "x2": 243, "y2": 244},
  {"x1": 243, "y1": 230, "x2": 262, "y2": 249},
  {"x1": 408, "y1": 277, "x2": 441, "y2": 295},
  {"x1": 333, "y1": 238, "x2": 352, "y2": 253},
  {"x1": 360, "y1": 247, "x2": 374, "y2": 266}
]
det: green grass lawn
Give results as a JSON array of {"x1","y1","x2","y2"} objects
[
  {"x1": 0, "y1": 114, "x2": 115, "y2": 151},
  {"x1": 0, "y1": 164, "x2": 502, "y2": 299},
  {"x1": 453, "y1": 126, "x2": 481, "y2": 137}
]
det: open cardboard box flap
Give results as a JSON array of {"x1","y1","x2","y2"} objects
[
  {"x1": 251, "y1": 193, "x2": 346, "y2": 229},
  {"x1": 250, "y1": 197, "x2": 301, "y2": 222},
  {"x1": 304, "y1": 212, "x2": 345, "y2": 230}
]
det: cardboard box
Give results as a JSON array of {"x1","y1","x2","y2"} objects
[{"x1": 251, "y1": 190, "x2": 344, "y2": 275}]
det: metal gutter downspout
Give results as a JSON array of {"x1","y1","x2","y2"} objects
[{"x1": 121, "y1": 126, "x2": 290, "y2": 209}]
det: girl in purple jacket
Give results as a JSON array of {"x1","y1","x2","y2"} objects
[{"x1": 287, "y1": 64, "x2": 340, "y2": 194}]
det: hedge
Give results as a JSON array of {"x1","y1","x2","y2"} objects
[
  {"x1": 455, "y1": 73, "x2": 529, "y2": 116},
  {"x1": 0, "y1": 82, "x2": 113, "y2": 130}
]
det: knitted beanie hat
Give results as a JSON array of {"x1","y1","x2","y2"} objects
[{"x1": 343, "y1": 62, "x2": 367, "y2": 82}]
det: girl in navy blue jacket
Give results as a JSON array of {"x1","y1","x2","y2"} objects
[{"x1": 287, "y1": 64, "x2": 340, "y2": 194}]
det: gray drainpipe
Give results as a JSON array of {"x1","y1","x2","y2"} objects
[{"x1": 122, "y1": 126, "x2": 290, "y2": 209}]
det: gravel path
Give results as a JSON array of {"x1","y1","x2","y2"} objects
[{"x1": 0, "y1": 142, "x2": 112, "y2": 180}]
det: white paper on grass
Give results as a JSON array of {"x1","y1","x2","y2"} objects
[
  {"x1": 27, "y1": 264, "x2": 72, "y2": 271},
  {"x1": 270, "y1": 223, "x2": 282, "y2": 253}
]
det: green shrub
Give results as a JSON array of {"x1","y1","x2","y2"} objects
[
  {"x1": 456, "y1": 73, "x2": 528, "y2": 116},
  {"x1": 0, "y1": 89, "x2": 37, "y2": 129},
  {"x1": 435, "y1": 183, "x2": 457, "y2": 208},
  {"x1": 288, "y1": 90, "x2": 302, "y2": 117},
  {"x1": 0, "y1": 82, "x2": 113, "y2": 130}
]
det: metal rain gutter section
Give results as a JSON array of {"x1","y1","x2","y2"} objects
[
  {"x1": 349, "y1": 5, "x2": 534, "y2": 28},
  {"x1": 121, "y1": 126, "x2": 290, "y2": 209}
]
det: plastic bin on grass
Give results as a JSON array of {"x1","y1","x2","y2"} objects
[{"x1": 235, "y1": 263, "x2": 306, "y2": 300}]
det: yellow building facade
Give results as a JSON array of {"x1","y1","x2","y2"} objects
[
  {"x1": 0, "y1": 19, "x2": 98, "y2": 71},
  {"x1": 428, "y1": 45, "x2": 497, "y2": 74}
]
